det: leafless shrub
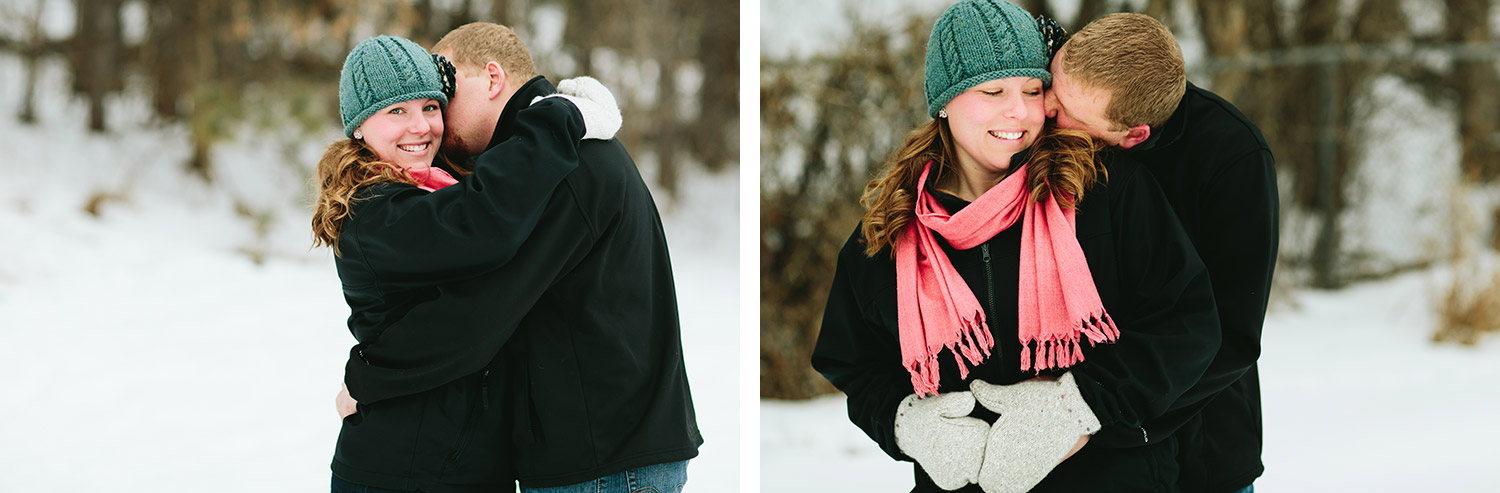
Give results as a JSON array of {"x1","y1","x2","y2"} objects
[
  {"x1": 1433, "y1": 271, "x2": 1500, "y2": 345},
  {"x1": 1432, "y1": 189, "x2": 1500, "y2": 345},
  {"x1": 760, "y1": 14, "x2": 932, "y2": 399}
]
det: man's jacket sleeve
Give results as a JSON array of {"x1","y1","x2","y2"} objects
[
  {"x1": 344, "y1": 193, "x2": 598, "y2": 404},
  {"x1": 1125, "y1": 148, "x2": 1279, "y2": 440},
  {"x1": 342, "y1": 98, "x2": 585, "y2": 289},
  {"x1": 1071, "y1": 162, "x2": 1223, "y2": 446}
]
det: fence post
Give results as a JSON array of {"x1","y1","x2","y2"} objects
[{"x1": 1313, "y1": 60, "x2": 1342, "y2": 288}]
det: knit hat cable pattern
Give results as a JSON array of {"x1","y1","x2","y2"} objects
[
  {"x1": 339, "y1": 35, "x2": 449, "y2": 137},
  {"x1": 924, "y1": 0, "x2": 1052, "y2": 117}
]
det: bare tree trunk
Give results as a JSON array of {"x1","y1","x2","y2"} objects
[
  {"x1": 1448, "y1": 0, "x2": 1500, "y2": 182},
  {"x1": 19, "y1": 54, "x2": 39, "y2": 124},
  {"x1": 692, "y1": 0, "x2": 738, "y2": 172},
  {"x1": 17, "y1": 2, "x2": 44, "y2": 124},
  {"x1": 490, "y1": 0, "x2": 512, "y2": 24},
  {"x1": 1144, "y1": 0, "x2": 1174, "y2": 27},
  {"x1": 1074, "y1": 0, "x2": 1107, "y2": 29},
  {"x1": 1302, "y1": 0, "x2": 1345, "y2": 288},
  {"x1": 145, "y1": 0, "x2": 197, "y2": 120},
  {"x1": 73, "y1": 0, "x2": 125, "y2": 132},
  {"x1": 654, "y1": 56, "x2": 681, "y2": 194},
  {"x1": 1021, "y1": 0, "x2": 1055, "y2": 23},
  {"x1": 187, "y1": 0, "x2": 214, "y2": 180}
]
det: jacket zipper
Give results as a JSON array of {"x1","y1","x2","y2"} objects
[
  {"x1": 480, "y1": 369, "x2": 490, "y2": 411},
  {"x1": 981, "y1": 243, "x2": 1000, "y2": 367},
  {"x1": 980, "y1": 244, "x2": 997, "y2": 319}
]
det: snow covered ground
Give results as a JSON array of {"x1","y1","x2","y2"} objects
[
  {"x1": 763, "y1": 269, "x2": 1500, "y2": 491},
  {"x1": 0, "y1": 52, "x2": 738, "y2": 492}
]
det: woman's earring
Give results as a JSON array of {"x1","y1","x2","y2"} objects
[
  {"x1": 353, "y1": 130, "x2": 363, "y2": 140},
  {"x1": 938, "y1": 110, "x2": 948, "y2": 119}
]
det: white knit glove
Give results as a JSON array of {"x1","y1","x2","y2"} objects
[
  {"x1": 531, "y1": 76, "x2": 621, "y2": 141},
  {"x1": 894, "y1": 392, "x2": 989, "y2": 491},
  {"x1": 968, "y1": 372, "x2": 1101, "y2": 493}
]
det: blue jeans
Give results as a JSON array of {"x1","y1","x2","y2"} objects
[
  {"x1": 330, "y1": 474, "x2": 418, "y2": 493},
  {"x1": 521, "y1": 461, "x2": 688, "y2": 493}
]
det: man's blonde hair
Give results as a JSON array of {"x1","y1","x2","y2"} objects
[
  {"x1": 1061, "y1": 13, "x2": 1185, "y2": 130},
  {"x1": 432, "y1": 22, "x2": 537, "y2": 81}
]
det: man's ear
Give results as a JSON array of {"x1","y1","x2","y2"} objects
[
  {"x1": 1117, "y1": 124, "x2": 1151, "y2": 149},
  {"x1": 485, "y1": 61, "x2": 507, "y2": 101}
]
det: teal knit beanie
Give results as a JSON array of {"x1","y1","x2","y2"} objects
[
  {"x1": 339, "y1": 35, "x2": 449, "y2": 137},
  {"x1": 925, "y1": 0, "x2": 1052, "y2": 118}
]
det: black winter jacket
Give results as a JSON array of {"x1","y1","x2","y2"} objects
[
  {"x1": 812, "y1": 153, "x2": 1221, "y2": 492},
  {"x1": 330, "y1": 97, "x2": 586, "y2": 492},
  {"x1": 1126, "y1": 82, "x2": 1279, "y2": 493},
  {"x1": 343, "y1": 77, "x2": 701, "y2": 489}
]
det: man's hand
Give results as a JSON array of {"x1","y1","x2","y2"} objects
[
  {"x1": 533, "y1": 76, "x2": 622, "y2": 141},
  {"x1": 336, "y1": 382, "x2": 358, "y2": 420}
]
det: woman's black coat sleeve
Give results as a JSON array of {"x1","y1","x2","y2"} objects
[
  {"x1": 1070, "y1": 157, "x2": 1222, "y2": 446},
  {"x1": 810, "y1": 226, "x2": 916, "y2": 462},
  {"x1": 340, "y1": 98, "x2": 585, "y2": 289}
]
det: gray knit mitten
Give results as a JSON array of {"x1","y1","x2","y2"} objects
[
  {"x1": 894, "y1": 392, "x2": 990, "y2": 491},
  {"x1": 968, "y1": 372, "x2": 1101, "y2": 493},
  {"x1": 531, "y1": 76, "x2": 622, "y2": 141}
]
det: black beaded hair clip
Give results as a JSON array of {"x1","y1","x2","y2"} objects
[
  {"x1": 1036, "y1": 15, "x2": 1067, "y2": 63},
  {"x1": 432, "y1": 53, "x2": 457, "y2": 100}
]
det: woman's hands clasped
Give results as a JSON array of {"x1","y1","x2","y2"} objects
[
  {"x1": 967, "y1": 372, "x2": 1100, "y2": 493},
  {"x1": 895, "y1": 372, "x2": 1101, "y2": 493}
]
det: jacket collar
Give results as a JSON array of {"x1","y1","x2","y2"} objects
[
  {"x1": 1129, "y1": 81, "x2": 1194, "y2": 152},
  {"x1": 484, "y1": 75, "x2": 556, "y2": 151}
]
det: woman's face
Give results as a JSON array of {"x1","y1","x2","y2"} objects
[
  {"x1": 356, "y1": 98, "x2": 445, "y2": 170},
  {"x1": 943, "y1": 76, "x2": 1046, "y2": 183}
]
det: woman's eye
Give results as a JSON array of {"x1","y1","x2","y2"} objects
[
  {"x1": 981, "y1": 90, "x2": 1001, "y2": 96},
  {"x1": 389, "y1": 108, "x2": 405, "y2": 115},
  {"x1": 424, "y1": 104, "x2": 440, "y2": 112}
]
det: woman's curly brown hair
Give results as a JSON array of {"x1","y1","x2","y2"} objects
[
  {"x1": 309, "y1": 139, "x2": 461, "y2": 256},
  {"x1": 859, "y1": 120, "x2": 1106, "y2": 258}
]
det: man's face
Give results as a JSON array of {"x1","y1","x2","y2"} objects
[
  {"x1": 438, "y1": 50, "x2": 493, "y2": 158},
  {"x1": 1045, "y1": 46, "x2": 1129, "y2": 147}
]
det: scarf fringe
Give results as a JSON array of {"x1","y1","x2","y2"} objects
[
  {"x1": 907, "y1": 353, "x2": 942, "y2": 397},
  {"x1": 898, "y1": 161, "x2": 1118, "y2": 392},
  {"x1": 1078, "y1": 309, "x2": 1121, "y2": 343},
  {"x1": 908, "y1": 316, "x2": 994, "y2": 397},
  {"x1": 954, "y1": 312, "x2": 994, "y2": 370},
  {"x1": 1020, "y1": 311, "x2": 1120, "y2": 372}
]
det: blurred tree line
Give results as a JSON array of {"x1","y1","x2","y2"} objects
[
  {"x1": 0, "y1": 0, "x2": 738, "y2": 192},
  {"x1": 761, "y1": 0, "x2": 1500, "y2": 399}
]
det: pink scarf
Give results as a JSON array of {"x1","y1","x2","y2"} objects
[
  {"x1": 895, "y1": 161, "x2": 1119, "y2": 396},
  {"x1": 409, "y1": 167, "x2": 459, "y2": 192}
]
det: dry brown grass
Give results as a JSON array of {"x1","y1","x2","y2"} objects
[
  {"x1": 1433, "y1": 271, "x2": 1500, "y2": 345},
  {"x1": 1431, "y1": 187, "x2": 1500, "y2": 345}
]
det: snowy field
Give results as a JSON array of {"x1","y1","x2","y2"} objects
[
  {"x1": 0, "y1": 52, "x2": 738, "y2": 492},
  {"x1": 763, "y1": 270, "x2": 1500, "y2": 491}
]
